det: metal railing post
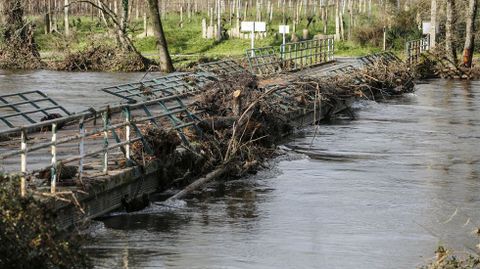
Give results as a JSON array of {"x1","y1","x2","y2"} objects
[
  {"x1": 20, "y1": 129, "x2": 27, "y2": 197},
  {"x1": 328, "y1": 38, "x2": 333, "y2": 61},
  {"x1": 124, "y1": 107, "x2": 131, "y2": 162},
  {"x1": 406, "y1": 42, "x2": 410, "y2": 64},
  {"x1": 102, "y1": 111, "x2": 109, "y2": 174},
  {"x1": 78, "y1": 116, "x2": 85, "y2": 180},
  {"x1": 429, "y1": 34, "x2": 431, "y2": 50},
  {"x1": 50, "y1": 123, "x2": 57, "y2": 193}
]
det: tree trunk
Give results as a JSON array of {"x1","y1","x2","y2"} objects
[
  {"x1": 445, "y1": 0, "x2": 456, "y2": 64},
  {"x1": 44, "y1": 0, "x2": 51, "y2": 34},
  {"x1": 339, "y1": 8, "x2": 345, "y2": 40},
  {"x1": 323, "y1": 2, "x2": 328, "y2": 34},
  {"x1": 429, "y1": 0, "x2": 437, "y2": 48},
  {"x1": 146, "y1": 0, "x2": 174, "y2": 72},
  {"x1": 48, "y1": 0, "x2": 53, "y2": 32},
  {"x1": 335, "y1": 0, "x2": 340, "y2": 40},
  {"x1": 348, "y1": 0, "x2": 352, "y2": 40},
  {"x1": 463, "y1": 0, "x2": 478, "y2": 68},
  {"x1": 121, "y1": 0, "x2": 128, "y2": 33},
  {"x1": 216, "y1": 0, "x2": 222, "y2": 41},
  {"x1": 64, "y1": 0, "x2": 70, "y2": 36}
]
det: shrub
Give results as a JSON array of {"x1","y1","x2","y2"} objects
[
  {"x1": 0, "y1": 174, "x2": 91, "y2": 269},
  {"x1": 386, "y1": 9, "x2": 422, "y2": 50},
  {"x1": 353, "y1": 24, "x2": 385, "y2": 47}
]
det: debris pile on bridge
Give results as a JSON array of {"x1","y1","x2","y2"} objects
[
  {"x1": 326, "y1": 63, "x2": 414, "y2": 99},
  {"x1": 131, "y1": 127, "x2": 181, "y2": 163},
  {"x1": 131, "y1": 58, "x2": 415, "y2": 192}
]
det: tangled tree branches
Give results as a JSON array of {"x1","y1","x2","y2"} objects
[
  {"x1": 49, "y1": 44, "x2": 157, "y2": 72},
  {"x1": 0, "y1": 174, "x2": 91, "y2": 269},
  {"x1": 328, "y1": 62, "x2": 415, "y2": 99},
  {"x1": 421, "y1": 246, "x2": 480, "y2": 269},
  {"x1": 414, "y1": 47, "x2": 480, "y2": 80},
  {"x1": 129, "y1": 59, "x2": 415, "y2": 199},
  {"x1": 191, "y1": 60, "x2": 414, "y2": 176}
]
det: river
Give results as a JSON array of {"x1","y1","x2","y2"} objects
[
  {"x1": 85, "y1": 79, "x2": 480, "y2": 268},
  {"x1": 0, "y1": 69, "x2": 162, "y2": 113},
  {"x1": 1, "y1": 71, "x2": 479, "y2": 268}
]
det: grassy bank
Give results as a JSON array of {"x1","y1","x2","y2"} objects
[{"x1": 29, "y1": 11, "x2": 408, "y2": 69}]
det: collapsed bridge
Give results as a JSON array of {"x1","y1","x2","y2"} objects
[{"x1": 0, "y1": 38, "x2": 408, "y2": 228}]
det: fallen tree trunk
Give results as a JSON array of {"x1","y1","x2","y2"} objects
[{"x1": 166, "y1": 166, "x2": 228, "y2": 201}]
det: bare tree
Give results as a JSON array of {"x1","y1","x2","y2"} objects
[
  {"x1": 335, "y1": 0, "x2": 341, "y2": 40},
  {"x1": 64, "y1": 0, "x2": 70, "y2": 36},
  {"x1": 68, "y1": 0, "x2": 136, "y2": 52},
  {"x1": 429, "y1": 0, "x2": 437, "y2": 48},
  {"x1": 216, "y1": 0, "x2": 222, "y2": 41},
  {"x1": 146, "y1": 0, "x2": 174, "y2": 72},
  {"x1": 445, "y1": 0, "x2": 456, "y2": 64},
  {"x1": 463, "y1": 0, "x2": 478, "y2": 68}
]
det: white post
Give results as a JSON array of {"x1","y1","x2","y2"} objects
[
  {"x1": 64, "y1": 0, "x2": 70, "y2": 36},
  {"x1": 217, "y1": 0, "x2": 222, "y2": 41},
  {"x1": 51, "y1": 123, "x2": 57, "y2": 193},
  {"x1": 251, "y1": 28, "x2": 255, "y2": 56},
  {"x1": 383, "y1": 26, "x2": 387, "y2": 51},
  {"x1": 327, "y1": 38, "x2": 331, "y2": 60},
  {"x1": 78, "y1": 116, "x2": 85, "y2": 180},
  {"x1": 20, "y1": 130, "x2": 27, "y2": 197},
  {"x1": 143, "y1": 12, "x2": 148, "y2": 37},
  {"x1": 125, "y1": 108, "x2": 131, "y2": 162},
  {"x1": 103, "y1": 112, "x2": 109, "y2": 175}
]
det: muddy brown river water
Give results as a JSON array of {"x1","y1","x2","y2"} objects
[{"x1": 1, "y1": 71, "x2": 479, "y2": 268}]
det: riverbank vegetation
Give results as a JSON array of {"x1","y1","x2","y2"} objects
[
  {"x1": 2, "y1": 0, "x2": 478, "y2": 71},
  {"x1": 414, "y1": 48, "x2": 480, "y2": 79},
  {"x1": 0, "y1": 174, "x2": 91, "y2": 269},
  {"x1": 411, "y1": 0, "x2": 480, "y2": 79},
  {"x1": 421, "y1": 246, "x2": 480, "y2": 269}
]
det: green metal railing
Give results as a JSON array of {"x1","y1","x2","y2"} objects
[
  {"x1": 358, "y1": 51, "x2": 401, "y2": 66},
  {"x1": 246, "y1": 37, "x2": 335, "y2": 76},
  {"x1": 406, "y1": 35, "x2": 430, "y2": 64},
  {"x1": 101, "y1": 72, "x2": 215, "y2": 103},
  {"x1": 0, "y1": 91, "x2": 71, "y2": 129},
  {"x1": 245, "y1": 46, "x2": 283, "y2": 76},
  {"x1": 197, "y1": 59, "x2": 248, "y2": 75},
  {"x1": 0, "y1": 89, "x2": 202, "y2": 197},
  {"x1": 280, "y1": 37, "x2": 335, "y2": 71}
]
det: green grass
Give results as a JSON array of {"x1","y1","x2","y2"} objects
[
  {"x1": 335, "y1": 41, "x2": 383, "y2": 56},
  {"x1": 28, "y1": 12, "x2": 410, "y2": 68}
]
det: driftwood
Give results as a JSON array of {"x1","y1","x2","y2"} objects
[
  {"x1": 196, "y1": 117, "x2": 239, "y2": 133},
  {"x1": 166, "y1": 166, "x2": 228, "y2": 201}
]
